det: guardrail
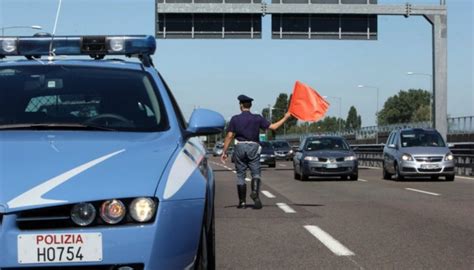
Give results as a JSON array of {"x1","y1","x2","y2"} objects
[{"x1": 353, "y1": 143, "x2": 474, "y2": 177}]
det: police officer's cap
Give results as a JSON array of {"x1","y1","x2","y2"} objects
[{"x1": 238, "y1": 95, "x2": 254, "y2": 103}]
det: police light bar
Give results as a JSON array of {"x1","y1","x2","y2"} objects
[{"x1": 0, "y1": 35, "x2": 156, "y2": 58}]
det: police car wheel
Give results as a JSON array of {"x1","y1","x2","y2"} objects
[{"x1": 195, "y1": 201, "x2": 215, "y2": 270}]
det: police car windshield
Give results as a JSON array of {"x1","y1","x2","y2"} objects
[
  {"x1": 0, "y1": 66, "x2": 168, "y2": 132},
  {"x1": 400, "y1": 130, "x2": 446, "y2": 147},
  {"x1": 305, "y1": 138, "x2": 350, "y2": 151}
]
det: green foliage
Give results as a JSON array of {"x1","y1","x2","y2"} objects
[
  {"x1": 286, "y1": 116, "x2": 346, "y2": 134},
  {"x1": 345, "y1": 106, "x2": 362, "y2": 130},
  {"x1": 378, "y1": 89, "x2": 430, "y2": 125}
]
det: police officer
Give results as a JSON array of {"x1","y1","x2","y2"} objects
[{"x1": 221, "y1": 95, "x2": 292, "y2": 209}]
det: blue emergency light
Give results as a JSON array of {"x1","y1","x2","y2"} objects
[{"x1": 0, "y1": 35, "x2": 156, "y2": 59}]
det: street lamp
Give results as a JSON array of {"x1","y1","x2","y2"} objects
[
  {"x1": 358, "y1": 84, "x2": 380, "y2": 144},
  {"x1": 1, "y1": 25, "x2": 42, "y2": 36},
  {"x1": 407, "y1": 71, "x2": 433, "y2": 126},
  {"x1": 323, "y1": 95, "x2": 342, "y2": 133}
]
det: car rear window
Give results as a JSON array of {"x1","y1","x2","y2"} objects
[{"x1": 0, "y1": 65, "x2": 169, "y2": 132}]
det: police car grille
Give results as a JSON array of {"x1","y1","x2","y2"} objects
[{"x1": 16, "y1": 205, "x2": 74, "y2": 230}]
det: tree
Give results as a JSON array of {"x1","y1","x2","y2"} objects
[
  {"x1": 345, "y1": 106, "x2": 362, "y2": 130},
  {"x1": 378, "y1": 89, "x2": 430, "y2": 125}
]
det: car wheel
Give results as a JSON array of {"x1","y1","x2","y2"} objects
[
  {"x1": 431, "y1": 176, "x2": 439, "y2": 181},
  {"x1": 382, "y1": 163, "x2": 392, "y2": 180},
  {"x1": 349, "y1": 174, "x2": 358, "y2": 181},
  {"x1": 294, "y1": 170, "x2": 300, "y2": 180},
  {"x1": 270, "y1": 164, "x2": 276, "y2": 168},
  {"x1": 394, "y1": 164, "x2": 404, "y2": 181},
  {"x1": 195, "y1": 205, "x2": 215, "y2": 270},
  {"x1": 446, "y1": 175, "x2": 455, "y2": 181}
]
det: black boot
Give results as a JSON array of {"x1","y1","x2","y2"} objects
[
  {"x1": 250, "y1": 178, "x2": 262, "y2": 209},
  {"x1": 237, "y1": 184, "x2": 247, "y2": 209}
]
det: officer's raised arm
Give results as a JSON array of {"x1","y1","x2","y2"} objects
[{"x1": 268, "y1": 112, "x2": 293, "y2": 131}]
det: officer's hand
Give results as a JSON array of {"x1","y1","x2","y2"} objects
[
  {"x1": 221, "y1": 153, "x2": 228, "y2": 164},
  {"x1": 285, "y1": 112, "x2": 293, "y2": 119}
]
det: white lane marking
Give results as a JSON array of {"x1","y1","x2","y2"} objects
[
  {"x1": 276, "y1": 202, "x2": 296, "y2": 213},
  {"x1": 358, "y1": 179, "x2": 368, "y2": 182},
  {"x1": 405, "y1": 188, "x2": 440, "y2": 196},
  {"x1": 245, "y1": 178, "x2": 251, "y2": 182},
  {"x1": 8, "y1": 149, "x2": 125, "y2": 209},
  {"x1": 261, "y1": 190, "x2": 276, "y2": 198},
  {"x1": 456, "y1": 175, "x2": 474, "y2": 180},
  {"x1": 232, "y1": 171, "x2": 237, "y2": 174},
  {"x1": 279, "y1": 164, "x2": 287, "y2": 167},
  {"x1": 304, "y1": 225, "x2": 355, "y2": 256}
]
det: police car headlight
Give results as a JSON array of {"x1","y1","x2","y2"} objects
[
  {"x1": 129, "y1": 197, "x2": 156, "y2": 223},
  {"x1": 304, "y1": 156, "x2": 319, "y2": 161},
  {"x1": 70, "y1": 203, "x2": 96, "y2": 227},
  {"x1": 1, "y1": 38, "x2": 17, "y2": 54},
  {"x1": 100, "y1": 199, "x2": 126, "y2": 224},
  {"x1": 108, "y1": 37, "x2": 125, "y2": 52}
]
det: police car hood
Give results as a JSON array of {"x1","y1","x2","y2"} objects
[{"x1": 0, "y1": 131, "x2": 178, "y2": 212}]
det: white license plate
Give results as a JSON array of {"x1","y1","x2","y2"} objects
[
  {"x1": 18, "y1": 233, "x2": 102, "y2": 264},
  {"x1": 421, "y1": 164, "x2": 440, "y2": 169},
  {"x1": 327, "y1": 164, "x2": 338, "y2": 169}
]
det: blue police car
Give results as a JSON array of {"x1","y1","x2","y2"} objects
[{"x1": 0, "y1": 35, "x2": 224, "y2": 269}]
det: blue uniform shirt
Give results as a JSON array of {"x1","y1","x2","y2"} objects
[{"x1": 227, "y1": 111, "x2": 270, "y2": 143}]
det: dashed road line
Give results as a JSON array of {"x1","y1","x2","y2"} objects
[
  {"x1": 279, "y1": 164, "x2": 287, "y2": 167},
  {"x1": 304, "y1": 225, "x2": 355, "y2": 256},
  {"x1": 261, "y1": 190, "x2": 276, "y2": 198},
  {"x1": 232, "y1": 170, "x2": 237, "y2": 174},
  {"x1": 358, "y1": 179, "x2": 368, "y2": 182},
  {"x1": 405, "y1": 188, "x2": 440, "y2": 196},
  {"x1": 276, "y1": 202, "x2": 296, "y2": 213},
  {"x1": 245, "y1": 178, "x2": 251, "y2": 182}
]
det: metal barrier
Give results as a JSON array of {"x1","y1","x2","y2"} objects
[{"x1": 353, "y1": 143, "x2": 474, "y2": 177}]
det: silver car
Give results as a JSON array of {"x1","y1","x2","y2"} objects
[{"x1": 383, "y1": 128, "x2": 455, "y2": 181}]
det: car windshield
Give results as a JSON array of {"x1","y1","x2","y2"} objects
[
  {"x1": 305, "y1": 138, "x2": 350, "y2": 151},
  {"x1": 272, "y1": 141, "x2": 290, "y2": 148},
  {"x1": 400, "y1": 130, "x2": 446, "y2": 147},
  {"x1": 260, "y1": 141, "x2": 274, "y2": 150},
  {"x1": 0, "y1": 65, "x2": 168, "y2": 132}
]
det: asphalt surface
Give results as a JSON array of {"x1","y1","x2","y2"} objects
[{"x1": 209, "y1": 158, "x2": 474, "y2": 270}]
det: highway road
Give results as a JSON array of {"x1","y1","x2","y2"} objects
[{"x1": 209, "y1": 158, "x2": 474, "y2": 270}]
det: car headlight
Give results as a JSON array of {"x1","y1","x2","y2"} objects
[
  {"x1": 344, "y1": 155, "x2": 357, "y2": 161},
  {"x1": 100, "y1": 199, "x2": 126, "y2": 224},
  {"x1": 445, "y1": 153, "x2": 454, "y2": 161},
  {"x1": 70, "y1": 203, "x2": 96, "y2": 227},
  {"x1": 129, "y1": 197, "x2": 157, "y2": 223},
  {"x1": 288, "y1": 150, "x2": 294, "y2": 154},
  {"x1": 270, "y1": 154, "x2": 276, "y2": 158},
  {"x1": 304, "y1": 156, "x2": 319, "y2": 161},
  {"x1": 401, "y1": 154, "x2": 414, "y2": 161}
]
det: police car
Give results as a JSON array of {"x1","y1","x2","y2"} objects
[{"x1": 0, "y1": 35, "x2": 224, "y2": 269}]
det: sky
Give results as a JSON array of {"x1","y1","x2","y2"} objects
[{"x1": 0, "y1": 0, "x2": 472, "y2": 126}]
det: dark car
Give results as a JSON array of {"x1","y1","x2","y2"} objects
[
  {"x1": 293, "y1": 136, "x2": 358, "y2": 181},
  {"x1": 270, "y1": 140, "x2": 294, "y2": 160},
  {"x1": 260, "y1": 141, "x2": 276, "y2": 168}
]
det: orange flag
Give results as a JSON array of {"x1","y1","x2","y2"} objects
[{"x1": 288, "y1": 81, "x2": 330, "y2": 122}]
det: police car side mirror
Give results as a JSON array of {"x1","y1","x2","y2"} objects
[{"x1": 185, "y1": 109, "x2": 225, "y2": 138}]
